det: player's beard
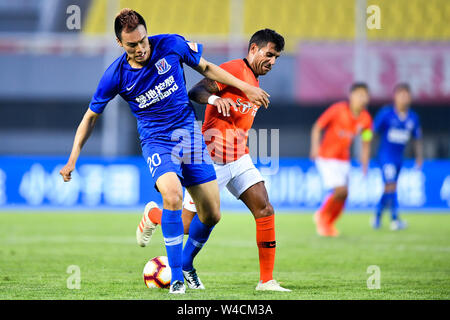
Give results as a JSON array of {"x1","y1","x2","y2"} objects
[{"x1": 260, "y1": 62, "x2": 272, "y2": 75}]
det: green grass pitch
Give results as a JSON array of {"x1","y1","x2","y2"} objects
[{"x1": 0, "y1": 211, "x2": 449, "y2": 300}]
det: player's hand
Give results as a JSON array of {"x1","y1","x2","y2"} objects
[
  {"x1": 414, "y1": 158, "x2": 423, "y2": 170},
  {"x1": 60, "y1": 163, "x2": 75, "y2": 182},
  {"x1": 243, "y1": 84, "x2": 270, "y2": 108},
  {"x1": 214, "y1": 98, "x2": 236, "y2": 117}
]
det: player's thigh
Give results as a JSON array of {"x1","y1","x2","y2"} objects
[
  {"x1": 186, "y1": 179, "x2": 220, "y2": 226},
  {"x1": 182, "y1": 163, "x2": 231, "y2": 213},
  {"x1": 239, "y1": 181, "x2": 274, "y2": 219},
  {"x1": 156, "y1": 172, "x2": 183, "y2": 210}
]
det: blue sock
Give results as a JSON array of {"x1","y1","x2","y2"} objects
[
  {"x1": 182, "y1": 214, "x2": 214, "y2": 271},
  {"x1": 390, "y1": 192, "x2": 399, "y2": 221},
  {"x1": 375, "y1": 193, "x2": 388, "y2": 224},
  {"x1": 161, "y1": 209, "x2": 184, "y2": 284}
]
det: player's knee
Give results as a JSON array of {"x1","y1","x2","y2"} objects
[
  {"x1": 384, "y1": 183, "x2": 397, "y2": 193},
  {"x1": 334, "y1": 187, "x2": 348, "y2": 200},
  {"x1": 203, "y1": 210, "x2": 221, "y2": 226},
  {"x1": 261, "y1": 202, "x2": 275, "y2": 217},
  {"x1": 161, "y1": 190, "x2": 183, "y2": 210}
]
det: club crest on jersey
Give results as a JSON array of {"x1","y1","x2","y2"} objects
[
  {"x1": 155, "y1": 58, "x2": 171, "y2": 75},
  {"x1": 187, "y1": 42, "x2": 198, "y2": 52},
  {"x1": 406, "y1": 120, "x2": 414, "y2": 130}
]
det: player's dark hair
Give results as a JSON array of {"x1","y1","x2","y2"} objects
[
  {"x1": 394, "y1": 83, "x2": 411, "y2": 93},
  {"x1": 114, "y1": 8, "x2": 147, "y2": 41},
  {"x1": 350, "y1": 82, "x2": 369, "y2": 93},
  {"x1": 248, "y1": 29, "x2": 285, "y2": 52}
]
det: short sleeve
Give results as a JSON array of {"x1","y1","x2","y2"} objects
[
  {"x1": 316, "y1": 104, "x2": 339, "y2": 129},
  {"x1": 171, "y1": 34, "x2": 203, "y2": 68},
  {"x1": 89, "y1": 65, "x2": 119, "y2": 114},
  {"x1": 364, "y1": 112, "x2": 373, "y2": 130},
  {"x1": 215, "y1": 61, "x2": 240, "y2": 92}
]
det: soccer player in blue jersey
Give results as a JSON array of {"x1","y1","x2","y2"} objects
[
  {"x1": 373, "y1": 83, "x2": 423, "y2": 231},
  {"x1": 59, "y1": 8, "x2": 269, "y2": 294}
]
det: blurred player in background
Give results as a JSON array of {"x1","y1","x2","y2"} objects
[
  {"x1": 140, "y1": 29, "x2": 290, "y2": 292},
  {"x1": 372, "y1": 83, "x2": 423, "y2": 230},
  {"x1": 59, "y1": 9, "x2": 269, "y2": 294},
  {"x1": 310, "y1": 83, "x2": 373, "y2": 237}
]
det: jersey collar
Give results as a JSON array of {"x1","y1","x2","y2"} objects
[{"x1": 243, "y1": 58, "x2": 259, "y2": 79}]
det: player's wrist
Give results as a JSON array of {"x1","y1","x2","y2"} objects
[{"x1": 207, "y1": 95, "x2": 220, "y2": 105}]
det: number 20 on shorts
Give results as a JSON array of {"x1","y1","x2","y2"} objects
[{"x1": 147, "y1": 153, "x2": 162, "y2": 177}]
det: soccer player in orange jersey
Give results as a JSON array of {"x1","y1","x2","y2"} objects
[
  {"x1": 310, "y1": 83, "x2": 373, "y2": 237},
  {"x1": 139, "y1": 29, "x2": 290, "y2": 291}
]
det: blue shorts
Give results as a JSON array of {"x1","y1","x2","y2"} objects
[
  {"x1": 141, "y1": 132, "x2": 216, "y2": 190},
  {"x1": 380, "y1": 162, "x2": 402, "y2": 184}
]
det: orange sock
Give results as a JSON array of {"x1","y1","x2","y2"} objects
[
  {"x1": 319, "y1": 195, "x2": 336, "y2": 224},
  {"x1": 255, "y1": 215, "x2": 276, "y2": 283},
  {"x1": 148, "y1": 207, "x2": 162, "y2": 225},
  {"x1": 329, "y1": 198, "x2": 345, "y2": 224}
]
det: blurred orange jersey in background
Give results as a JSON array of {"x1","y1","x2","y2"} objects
[
  {"x1": 317, "y1": 101, "x2": 372, "y2": 161},
  {"x1": 202, "y1": 59, "x2": 260, "y2": 164}
]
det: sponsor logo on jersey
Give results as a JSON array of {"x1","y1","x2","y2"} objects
[
  {"x1": 235, "y1": 98, "x2": 258, "y2": 116},
  {"x1": 155, "y1": 58, "x2": 171, "y2": 75},
  {"x1": 135, "y1": 75, "x2": 179, "y2": 109},
  {"x1": 387, "y1": 128, "x2": 410, "y2": 144}
]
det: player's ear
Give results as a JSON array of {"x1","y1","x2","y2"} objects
[
  {"x1": 249, "y1": 43, "x2": 259, "y2": 55},
  {"x1": 116, "y1": 37, "x2": 123, "y2": 47}
]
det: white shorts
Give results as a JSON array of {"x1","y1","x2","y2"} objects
[
  {"x1": 183, "y1": 154, "x2": 264, "y2": 212},
  {"x1": 315, "y1": 157, "x2": 350, "y2": 190}
]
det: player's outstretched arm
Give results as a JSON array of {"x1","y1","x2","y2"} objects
[
  {"x1": 309, "y1": 122, "x2": 322, "y2": 160},
  {"x1": 414, "y1": 138, "x2": 424, "y2": 169},
  {"x1": 360, "y1": 140, "x2": 371, "y2": 175},
  {"x1": 360, "y1": 129, "x2": 373, "y2": 175},
  {"x1": 194, "y1": 57, "x2": 270, "y2": 108},
  {"x1": 188, "y1": 78, "x2": 236, "y2": 117},
  {"x1": 60, "y1": 108, "x2": 100, "y2": 182}
]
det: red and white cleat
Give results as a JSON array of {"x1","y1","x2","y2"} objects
[{"x1": 136, "y1": 201, "x2": 159, "y2": 247}]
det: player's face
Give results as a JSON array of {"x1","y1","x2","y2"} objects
[
  {"x1": 394, "y1": 89, "x2": 412, "y2": 112},
  {"x1": 250, "y1": 42, "x2": 281, "y2": 76},
  {"x1": 117, "y1": 25, "x2": 150, "y2": 65},
  {"x1": 349, "y1": 88, "x2": 370, "y2": 113}
]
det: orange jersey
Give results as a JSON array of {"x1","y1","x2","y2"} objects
[
  {"x1": 202, "y1": 59, "x2": 260, "y2": 164},
  {"x1": 317, "y1": 101, "x2": 372, "y2": 161}
]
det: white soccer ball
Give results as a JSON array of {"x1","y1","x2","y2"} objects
[{"x1": 143, "y1": 256, "x2": 171, "y2": 288}]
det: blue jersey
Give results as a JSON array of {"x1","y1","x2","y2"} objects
[
  {"x1": 374, "y1": 104, "x2": 422, "y2": 164},
  {"x1": 89, "y1": 33, "x2": 203, "y2": 143}
]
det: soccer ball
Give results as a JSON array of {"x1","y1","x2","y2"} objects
[{"x1": 143, "y1": 256, "x2": 171, "y2": 288}]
